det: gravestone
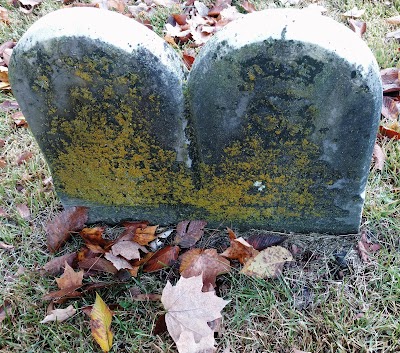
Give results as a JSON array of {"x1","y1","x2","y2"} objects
[{"x1": 9, "y1": 8, "x2": 382, "y2": 233}]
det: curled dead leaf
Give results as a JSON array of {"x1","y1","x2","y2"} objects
[
  {"x1": 348, "y1": 19, "x2": 366, "y2": 37},
  {"x1": 40, "y1": 305, "x2": 76, "y2": 323},
  {"x1": 241, "y1": 246, "x2": 293, "y2": 279}
]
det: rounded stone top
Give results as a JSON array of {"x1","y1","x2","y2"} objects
[
  {"x1": 13, "y1": 7, "x2": 185, "y2": 81},
  {"x1": 192, "y1": 9, "x2": 380, "y2": 78}
]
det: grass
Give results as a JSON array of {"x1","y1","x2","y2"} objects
[{"x1": 1, "y1": 0, "x2": 400, "y2": 352}]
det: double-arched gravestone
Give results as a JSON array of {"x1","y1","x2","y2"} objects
[{"x1": 9, "y1": 8, "x2": 382, "y2": 233}]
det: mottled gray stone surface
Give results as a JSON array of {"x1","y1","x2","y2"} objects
[
  {"x1": 187, "y1": 9, "x2": 382, "y2": 233},
  {"x1": 10, "y1": 8, "x2": 382, "y2": 233}
]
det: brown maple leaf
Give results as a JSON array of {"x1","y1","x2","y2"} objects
[
  {"x1": 43, "y1": 262, "x2": 83, "y2": 300},
  {"x1": 179, "y1": 249, "x2": 230, "y2": 291},
  {"x1": 161, "y1": 275, "x2": 229, "y2": 353}
]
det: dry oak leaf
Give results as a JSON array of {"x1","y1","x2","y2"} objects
[
  {"x1": 161, "y1": 275, "x2": 229, "y2": 353},
  {"x1": 55, "y1": 262, "x2": 83, "y2": 290},
  {"x1": 111, "y1": 240, "x2": 147, "y2": 260},
  {"x1": 40, "y1": 305, "x2": 76, "y2": 323},
  {"x1": 90, "y1": 293, "x2": 113, "y2": 353},
  {"x1": 221, "y1": 236, "x2": 259, "y2": 265},
  {"x1": 46, "y1": 206, "x2": 88, "y2": 253},
  {"x1": 241, "y1": 246, "x2": 293, "y2": 279},
  {"x1": 43, "y1": 262, "x2": 83, "y2": 300},
  {"x1": 180, "y1": 248, "x2": 230, "y2": 291},
  {"x1": 174, "y1": 220, "x2": 207, "y2": 248}
]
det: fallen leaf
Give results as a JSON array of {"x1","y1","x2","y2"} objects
[
  {"x1": 40, "y1": 305, "x2": 76, "y2": 323},
  {"x1": 386, "y1": 15, "x2": 400, "y2": 25},
  {"x1": 342, "y1": 7, "x2": 365, "y2": 18},
  {"x1": 80, "y1": 227, "x2": 112, "y2": 250},
  {"x1": 382, "y1": 96, "x2": 400, "y2": 120},
  {"x1": 240, "y1": 1, "x2": 255, "y2": 13},
  {"x1": 0, "y1": 241, "x2": 13, "y2": 250},
  {"x1": 372, "y1": 143, "x2": 385, "y2": 171},
  {"x1": 357, "y1": 232, "x2": 381, "y2": 262},
  {"x1": 3, "y1": 48, "x2": 13, "y2": 66},
  {"x1": 129, "y1": 290, "x2": 162, "y2": 301},
  {"x1": 161, "y1": 275, "x2": 229, "y2": 353},
  {"x1": 381, "y1": 68, "x2": 400, "y2": 93},
  {"x1": 183, "y1": 51, "x2": 196, "y2": 70},
  {"x1": 0, "y1": 66, "x2": 9, "y2": 83},
  {"x1": 208, "y1": 0, "x2": 231, "y2": 17},
  {"x1": 194, "y1": 0, "x2": 209, "y2": 16},
  {"x1": 133, "y1": 224, "x2": 158, "y2": 245},
  {"x1": 0, "y1": 6, "x2": 10, "y2": 24},
  {"x1": 386, "y1": 29, "x2": 400, "y2": 42},
  {"x1": 46, "y1": 207, "x2": 88, "y2": 253},
  {"x1": 11, "y1": 111, "x2": 28, "y2": 127},
  {"x1": 180, "y1": 248, "x2": 230, "y2": 291},
  {"x1": 117, "y1": 221, "x2": 149, "y2": 242},
  {"x1": 379, "y1": 124, "x2": 400, "y2": 140},
  {"x1": 142, "y1": 245, "x2": 180, "y2": 272},
  {"x1": 0, "y1": 301, "x2": 12, "y2": 324},
  {"x1": 174, "y1": 220, "x2": 207, "y2": 248},
  {"x1": 16, "y1": 203, "x2": 30, "y2": 219},
  {"x1": 173, "y1": 13, "x2": 187, "y2": 25},
  {"x1": 55, "y1": 262, "x2": 83, "y2": 290},
  {"x1": 90, "y1": 293, "x2": 113, "y2": 353},
  {"x1": 221, "y1": 231, "x2": 259, "y2": 264},
  {"x1": 241, "y1": 246, "x2": 293, "y2": 278},
  {"x1": 348, "y1": 19, "x2": 366, "y2": 37},
  {"x1": 16, "y1": 151, "x2": 33, "y2": 165},
  {"x1": 246, "y1": 233, "x2": 286, "y2": 251},
  {"x1": 42, "y1": 253, "x2": 77, "y2": 275},
  {"x1": 19, "y1": 0, "x2": 42, "y2": 14},
  {"x1": 104, "y1": 252, "x2": 133, "y2": 270},
  {"x1": 153, "y1": 313, "x2": 167, "y2": 335},
  {"x1": 0, "y1": 100, "x2": 19, "y2": 111},
  {"x1": 78, "y1": 257, "x2": 118, "y2": 274},
  {"x1": 111, "y1": 240, "x2": 147, "y2": 260},
  {"x1": 0, "y1": 158, "x2": 6, "y2": 168},
  {"x1": 42, "y1": 287, "x2": 82, "y2": 301}
]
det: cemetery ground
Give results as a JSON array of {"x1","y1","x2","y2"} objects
[{"x1": 1, "y1": 0, "x2": 400, "y2": 352}]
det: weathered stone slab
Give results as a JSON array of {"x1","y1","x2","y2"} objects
[
  {"x1": 9, "y1": 8, "x2": 192, "y2": 224},
  {"x1": 10, "y1": 8, "x2": 382, "y2": 233},
  {"x1": 187, "y1": 9, "x2": 382, "y2": 233}
]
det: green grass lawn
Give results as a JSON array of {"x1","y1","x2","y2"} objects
[{"x1": 1, "y1": 0, "x2": 400, "y2": 352}]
